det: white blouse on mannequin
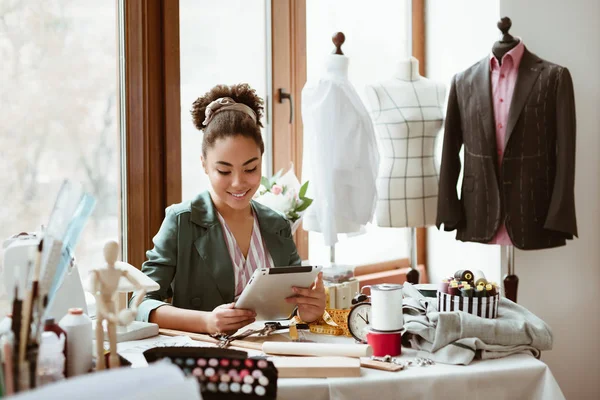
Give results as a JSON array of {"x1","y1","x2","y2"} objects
[
  {"x1": 301, "y1": 54, "x2": 380, "y2": 246},
  {"x1": 365, "y1": 57, "x2": 446, "y2": 228}
]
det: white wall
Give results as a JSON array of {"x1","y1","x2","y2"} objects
[
  {"x1": 428, "y1": 0, "x2": 600, "y2": 398},
  {"x1": 426, "y1": 0, "x2": 502, "y2": 285},
  {"x1": 498, "y1": 1, "x2": 600, "y2": 398}
]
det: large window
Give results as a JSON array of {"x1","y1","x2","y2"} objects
[
  {"x1": 305, "y1": 0, "x2": 412, "y2": 266},
  {"x1": 180, "y1": 0, "x2": 269, "y2": 202},
  {"x1": 0, "y1": 0, "x2": 120, "y2": 317}
]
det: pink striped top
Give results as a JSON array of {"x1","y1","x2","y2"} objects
[{"x1": 217, "y1": 210, "x2": 275, "y2": 299}]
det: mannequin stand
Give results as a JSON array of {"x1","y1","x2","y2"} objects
[
  {"x1": 406, "y1": 228, "x2": 420, "y2": 284},
  {"x1": 503, "y1": 245, "x2": 518, "y2": 302}
]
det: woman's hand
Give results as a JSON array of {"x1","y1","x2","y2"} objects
[
  {"x1": 206, "y1": 303, "x2": 256, "y2": 335},
  {"x1": 286, "y1": 272, "x2": 326, "y2": 323}
]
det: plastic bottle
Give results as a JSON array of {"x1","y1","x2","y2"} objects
[
  {"x1": 58, "y1": 308, "x2": 93, "y2": 376},
  {"x1": 44, "y1": 317, "x2": 68, "y2": 376},
  {"x1": 36, "y1": 331, "x2": 66, "y2": 386}
]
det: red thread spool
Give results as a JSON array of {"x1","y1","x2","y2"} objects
[{"x1": 366, "y1": 329, "x2": 402, "y2": 357}]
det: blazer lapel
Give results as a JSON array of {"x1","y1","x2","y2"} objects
[
  {"x1": 505, "y1": 49, "x2": 544, "y2": 148},
  {"x1": 473, "y1": 58, "x2": 499, "y2": 170},
  {"x1": 191, "y1": 192, "x2": 235, "y2": 304}
]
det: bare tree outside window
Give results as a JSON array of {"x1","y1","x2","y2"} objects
[{"x1": 0, "y1": 0, "x2": 119, "y2": 316}]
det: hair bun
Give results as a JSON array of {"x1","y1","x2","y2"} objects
[{"x1": 191, "y1": 83, "x2": 264, "y2": 131}]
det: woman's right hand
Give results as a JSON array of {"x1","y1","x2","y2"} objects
[{"x1": 207, "y1": 303, "x2": 256, "y2": 335}]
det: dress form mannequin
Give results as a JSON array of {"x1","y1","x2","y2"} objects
[
  {"x1": 365, "y1": 56, "x2": 446, "y2": 230},
  {"x1": 365, "y1": 57, "x2": 446, "y2": 283},
  {"x1": 302, "y1": 32, "x2": 380, "y2": 251},
  {"x1": 492, "y1": 17, "x2": 519, "y2": 64}
]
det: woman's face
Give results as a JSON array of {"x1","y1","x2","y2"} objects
[{"x1": 202, "y1": 135, "x2": 262, "y2": 212}]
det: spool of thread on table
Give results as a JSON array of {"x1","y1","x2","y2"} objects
[
  {"x1": 369, "y1": 284, "x2": 404, "y2": 332},
  {"x1": 366, "y1": 330, "x2": 402, "y2": 357}
]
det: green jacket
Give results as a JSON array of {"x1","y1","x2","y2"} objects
[{"x1": 133, "y1": 191, "x2": 301, "y2": 322}]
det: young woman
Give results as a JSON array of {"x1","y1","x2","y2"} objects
[{"x1": 132, "y1": 83, "x2": 326, "y2": 334}]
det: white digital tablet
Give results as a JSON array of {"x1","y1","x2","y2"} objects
[{"x1": 235, "y1": 265, "x2": 323, "y2": 320}]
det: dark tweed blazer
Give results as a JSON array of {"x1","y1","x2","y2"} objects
[{"x1": 436, "y1": 48, "x2": 578, "y2": 250}]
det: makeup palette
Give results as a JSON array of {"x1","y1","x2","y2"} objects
[{"x1": 144, "y1": 347, "x2": 277, "y2": 399}]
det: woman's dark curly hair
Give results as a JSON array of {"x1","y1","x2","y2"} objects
[{"x1": 191, "y1": 83, "x2": 265, "y2": 158}]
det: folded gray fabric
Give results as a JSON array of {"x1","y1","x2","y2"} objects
[{"x1": 402, "y1": 284, "x2": 553, "y2": 365}]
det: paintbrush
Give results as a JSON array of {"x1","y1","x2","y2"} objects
[
  {"x1": 10, "y1": 282, "x2": 22, "y2": 393},
  {"x1": 18, "y1": 240, "x2": 43, "y2": 367}
]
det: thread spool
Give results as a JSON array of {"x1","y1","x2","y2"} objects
[
  {"x1": 366, "y1": 330, "x2": 402, "y2": 357},
  {"x1": 473, "y1": 270, "x2": 487, "y2": 286},
  {"x1": 454, "y1": 270, "x2": 474, "y2": 284},
  {"x1": 368, "y1": 284, "x2": 404, "y2": 332},
  {"x1": 58, "y1": 308, "x2": 92, "y2": 376}
]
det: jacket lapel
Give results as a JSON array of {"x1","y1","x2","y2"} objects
[
  {"x1": 505, "y1": 49, "x2": 544, "y2": 148},
  {"x1": 191, "y1": 192, "x2": 235, "y2": 304},
  {"x1": 473, "y1": 57, "x2": 499, "y2": 170}
]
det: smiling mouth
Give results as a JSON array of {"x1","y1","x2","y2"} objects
[{"x1": 228, "y1": 190, "x2": 249, "y2": 199}]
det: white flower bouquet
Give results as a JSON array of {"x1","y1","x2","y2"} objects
[{"x1": 253, "y1": 164, "x2": 313, "y2": 234}]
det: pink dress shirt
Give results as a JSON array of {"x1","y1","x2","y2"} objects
[
  {"x1": 217, "y1": 210, "x2": 275, "y2": 299},
  {"x1": 488, "y1": 40, "x2": 525, "y2": 245}
]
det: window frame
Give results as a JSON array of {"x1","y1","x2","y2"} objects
[{"x1": 121, "y1": 0, "x2": 429, "y2": 288}]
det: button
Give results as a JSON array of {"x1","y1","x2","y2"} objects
[
  {"x1": 497, "y1": 123, "x2": 503, "y2": 129},
  {"x1": 500, "y1": 73, "x2": 506, "y2": 78},
  {"x1": 500, "y1": 98, "x2": 504, "y2": 102}
]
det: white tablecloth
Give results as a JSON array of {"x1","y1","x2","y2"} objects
[
  {"x1": 278, "y1": 348, "x2": 564, "y2": 400},
  {"x1": 117, "y1": 334, "x2": 565, "y2": 400}
]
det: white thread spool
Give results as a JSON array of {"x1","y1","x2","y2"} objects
[
  {"x1": 58, "y1": 308, "x2": 93, "y2": 376},
  {"x1": 369, "y1": 284, "x2": 404, "y2": 331}
]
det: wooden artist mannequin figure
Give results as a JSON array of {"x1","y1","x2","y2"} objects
[{"x1": 89, "y1": 240, "x2": 146, "y2": 369}]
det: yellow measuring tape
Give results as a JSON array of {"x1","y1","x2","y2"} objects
[{"x1": 295, "y1": 308, "x2": 352, "y2": 337}]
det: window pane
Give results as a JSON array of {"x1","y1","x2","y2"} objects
[
  {"x1": 305, "y1": 0, "x2": 411, "y2": 266},
  {"x1": 180, "y1": 0, "x2": 268, "y2": 202},
  {"x1": 0, "y1": 1, "x2": 120, "y2": 316}
]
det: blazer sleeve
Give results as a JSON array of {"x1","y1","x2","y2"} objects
[
  {"x1": 436, "y1": 74, "x2": 464, "y2": 231},
  {"x1": 544, "y1": 67, "x2": 578, "y2": 238},
  {"x1": 132, "y1": 206, "x2": 179, "y2": 322}
]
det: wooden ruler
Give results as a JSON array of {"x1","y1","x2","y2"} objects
[{"x1": 158, "y1": 328, "x2": 262, "y2": 351}]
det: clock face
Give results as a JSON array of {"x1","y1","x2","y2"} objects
[{"x1": 347, "y1": 302, "x2": 372, "y2": 343}]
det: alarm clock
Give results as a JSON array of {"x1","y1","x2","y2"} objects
[{"x1": 347, "y1": 301, "x2": 372, "y2": 343}]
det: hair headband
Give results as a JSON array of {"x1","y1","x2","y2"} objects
[{"x1": 202, "y1": 97, "x2": 257, "y2": 127}]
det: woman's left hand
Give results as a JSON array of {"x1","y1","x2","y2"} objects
[{"x1": 286, "y1": 272, "x2": 326, "y2": 323}]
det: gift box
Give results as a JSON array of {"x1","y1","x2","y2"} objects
[{"x1": 437, "y1": 291, "x2": 500, "y2": 319}]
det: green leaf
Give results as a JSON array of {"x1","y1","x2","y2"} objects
[
  {"x1": 299, "y1": 181, "x2": 309, "y2": 198},
  {"x1": 261, "y1": 176, "x2": 271, "y2": 189},
  {"x1": 295, "y1": 198, "x2": 313, "y2": 212}
]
